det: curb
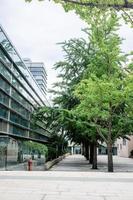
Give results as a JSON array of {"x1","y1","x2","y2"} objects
[{"x1": 44, "y1": 153, "x2": 69, "y2": 170}]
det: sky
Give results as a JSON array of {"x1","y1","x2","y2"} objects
[{"x1": 0, "y1": 0, "x2": 133, "y2": 94}]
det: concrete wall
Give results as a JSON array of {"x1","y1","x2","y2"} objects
[
  {"x1": 128, "y1": 136, "x2": 133, "y2": 156},
  {"x1": 117, "y1": 136, "x2": 133, "y2": 158}
]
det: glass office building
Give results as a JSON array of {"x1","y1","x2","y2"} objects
[
  {"x1": 0, "y1": 25, "x2": 50, "y2": 144},
  {"x1": 24, "y1": 59, "x2": 47, "y2": 94}
]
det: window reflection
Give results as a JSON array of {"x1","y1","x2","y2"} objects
[
  {"x1": 0, "y1": 90, "x2": 9, "y2": 106},
  {"x1": 9, "y1": 124, "x2": 28, "y2": 137},
  {"x1": 0, "y1": 61, "x2": 11, "y2": 82},
  {"x1": 0, "y1": 76, "x2": 10, "y2": 94},
  {"x1": 0, "y1": 104, "x2": 8, "y2": 119},
  {"x1": 0, "y1": 49, "x2": 12, "y2": 68},
  {"x1": 11, "y1": 88, "x2": 33, "y2": 111},
  {"x1": 11, "y1": 99, "x2": 30, "y2": 120},
  {"x1": 10, "y1": 111, "x2": 29, "y2": 128},
  {"x1": 0, "y1": 119, "x2": 7, "y2": 132}
]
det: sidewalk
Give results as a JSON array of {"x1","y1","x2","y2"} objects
[
  {"x1": 51, "y1": 154, "x2": 133, "y2": 172},
  {"x1": 1, "y1": 154, "x2": 133, "y2": 172},
  {"x1": 0, "y1": 169, "x2": 133, "y2": 200},
  {"x1": 0, "y1": 155, "x2": 133, "y2": 199}
]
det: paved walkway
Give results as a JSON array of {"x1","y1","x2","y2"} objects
[
  {"x1": 0, "y1": 170, "x2": 133, "y2": 200},
  {"x1": 0, "y1": 155, "x2": 133, "y2": 200},
  {"x1": 51, "y1": 154, "x2": 133, "y2": 172},
  {"x1": 1, "y1": 154, "x2": 133, "y2": 172}
]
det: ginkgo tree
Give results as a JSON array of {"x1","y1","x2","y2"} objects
[
  {"x1": 71, "y1": 11, "x2": 133, "y2": 172},
  {"x1": 74, "y1": 74, "x2": 133, "y2": 172},
  {"x1": 30, "y1": 3, "x2": 133, "y2": 171},
  {"x1": 52, "y1": 11, "x2": 133, "y2": 172}
]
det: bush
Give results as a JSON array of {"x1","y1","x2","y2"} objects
[
  {"x1": 47, "y1": 146, "x2": 57, "y2": 161},
  {"x1": 22, "y1": 141, "x2": 48, "y2": 158}
]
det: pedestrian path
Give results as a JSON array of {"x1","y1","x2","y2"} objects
[
  {"x1": 1, "y1": 154, "x2": 133, "y2": 172},
  {"x1": 0, "y1": 170, "x2": 133, "y2": 200},
  {"x1": 51, "y1": 154, "x2": 133, "y2": 172},
  {"x1": 1, "y1": 155, "x2": 133, "y2": 200},
  {"x1": 51, "y1": 154, "x2": 91, "y2": 171}
]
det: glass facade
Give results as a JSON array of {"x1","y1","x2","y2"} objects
[{"x1": 0, "y1": 25, "x2": 49, "y2": 143}]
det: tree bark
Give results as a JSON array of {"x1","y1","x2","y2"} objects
[
  {"x1": 107, "y1": 142, "x2": 113, "y2": 172},
  {"x1": 81, "y1": 143, "x2": 84, "y2": 155},
  {"x1": 107, "y1": 102, "x2": 114, "y2": 172},
  {"x1": 92, "y1": 142, "x2": 97, "y2": 169},
  {"x1": 85, "y1": 143, "x2": 89, "y2": 160},
  {"x1": 82, "y1": 143, "x2": 85, "y2": 156},
  {"x1": 89, "y1": 143, "x2": 94, "y2": 164}
]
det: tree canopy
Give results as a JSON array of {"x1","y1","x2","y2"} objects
[
  {"x1": 26, "y1": 0, "x2": 133, "y2": 9},
  {"x1": 25, "y1": 0, "x2": 133, "y2": 27},
  {"x1": 28, "y1": 0, "x2": 133, "y2": 171}
]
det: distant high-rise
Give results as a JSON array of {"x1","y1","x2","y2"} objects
[{"x1": 24, "y1": 58, "x2": 47, "y2": 94}]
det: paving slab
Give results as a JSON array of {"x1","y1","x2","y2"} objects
[
  {"x1": 0, "y1": 172, "x2": 133, "y2": 200},
  {"x1": 51, "y1": 154, "x2": 133, "y2": 172},
  {"x1": 0, "y1": 155, "x2": 133, "y2": 200}
]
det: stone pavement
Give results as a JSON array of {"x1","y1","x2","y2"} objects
[
  {"x1": 1, "y1": 154, "x2": 133, "y2": 172},
  {"x1": 51, "y1": 154, "x2": 133, "y2": 172},
  {"x1": 0, "y1": 155, "x2": 133, "y2": 200},
  {"x1": 0, "y1": 170, "x2": 133, "y2": 200}
]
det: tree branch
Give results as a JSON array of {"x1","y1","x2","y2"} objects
[
  {"x1": 93, "y1": 119, "x2": 108, "y2": 143},
  {"x1": 62, "y1": 0, "x2": 133, "y2": 9},
  {"x1": 121, "y1": 9, "x2": 133, "y2": 25}
]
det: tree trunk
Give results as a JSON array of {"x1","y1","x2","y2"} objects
[
  {"x1": 107, "y1": 142, "x2": 113, "y2": 172},
  {"x1": 107, "y1": 102, "x2": 113, "y2": 172},
  {"x1": 82, "y1": 143, "x2": 85, "y2": 156},
  {"x1": 88, "y1": 144, "x2": 90, "y2": 161},
  {"x1": 89, "y1": 143, "x2": 94, "y2": 164},
  {"x1": 85, "y1": 143, "x2": 89, "y2": 160},
  {"x1": 81, "y1": 143, "x2": 84, "y2": 155},
  {"x1": 92, "y1": 142, "x2": 97, "y2": 169}
]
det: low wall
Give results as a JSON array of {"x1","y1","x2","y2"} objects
[{"x1": 44, "y1": 153, "x2": 70, "y2": 170}]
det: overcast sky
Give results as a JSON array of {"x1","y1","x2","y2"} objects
[{"x1": 0, "y1": 0, "x2": 132, "y2": 93}]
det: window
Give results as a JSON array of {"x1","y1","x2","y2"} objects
[
  {"x1": 0, "y1": 104, "x2": 8, "y2": 119},
  {"x1": 0, "y1": 62, "x2": 11, "y2": 82},
  {"x1": 123, "y1": 138, "x2": 126, "y2": 146},
  {"x1": 36, "y1": 80, "x2": 43, "y2": 84},
  {"x1": 31, "y1": 71, "x2": 42, "y2": 76},
  {"x1": 30, "y1": 67, "x2": 43, "y2": 72},
  {"x1": 0, "y1": 76, "x2": 10, "y2": 94},
  {"x1": 10, "y1": 112, "x2": 29, "y2": 128},
  {"x1": 12, "y1": 62, "x2": 45, "y2": 106},
  {"x1": 0, "y1": 90, "x2": 9, "y2": 106},
  {"x1": 9, "y1": 124, "x2": 28, "y2": 137},
  {"x1": 11, "y1": 73, "x2": 41, "y2": 107},
  {"x1": 0, "y1": 49, "x2": 12, "y2": 68},
  {"x1": 29, "y1": 132, "x2": 48, "y2": 142},
  {"x1": 0, "y1": 119, "x2": 7, "y2": 132},
  {"x1": 11, "y1": 88, "x2": 33, "y2": 111},
  {"x1": 11, "y1": 100, "x2": 30, "y2": 119}
]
